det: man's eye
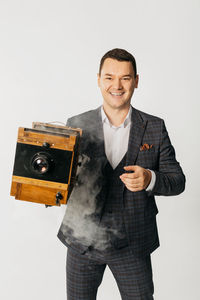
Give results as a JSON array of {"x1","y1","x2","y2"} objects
[
  {"x1": 123, "y1": 77, "x2": 130, "y2": 80},
  {"x1": 105, "y1": 77, "x2": 112, "y2": 80}
]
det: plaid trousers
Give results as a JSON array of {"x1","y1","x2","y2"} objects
[{"x1": 66, "y1": 246, "x2": 154, "y2": 300}]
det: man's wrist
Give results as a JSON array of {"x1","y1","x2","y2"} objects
[{"x1": 146, "y1": 170, "x2": 156, "y2": 191}]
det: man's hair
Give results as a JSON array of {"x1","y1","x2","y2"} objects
[{"x1": 99, "y1": 48, "x2": 137, "y2": 78}]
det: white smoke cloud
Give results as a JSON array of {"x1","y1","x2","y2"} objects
[{"x1": 61, "y1": 153, "x2": 120, "y2": 251}]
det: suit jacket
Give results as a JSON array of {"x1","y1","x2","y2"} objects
[{"x1": 57, "y1": 105, "x2": 185, "y2": 257}]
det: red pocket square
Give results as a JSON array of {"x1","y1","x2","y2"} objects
[{"x1": 140, "y1": 143, "x2": 154, "y2": 151}]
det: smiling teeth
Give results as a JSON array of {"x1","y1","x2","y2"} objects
[{"x1": 111, "y1": 92, "x2": 123, "y2": 96}]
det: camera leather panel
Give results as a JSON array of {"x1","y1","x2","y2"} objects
[{"x1": 13, "y1": 143, "x2": 72, "y2": 184}]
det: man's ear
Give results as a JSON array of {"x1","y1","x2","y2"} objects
[
  {"x1": 135, "y1": 74, "x2": 139, "y2": 88},
  {"x1": 97, "y1": 73, "x2": 100, "y2": 87}
]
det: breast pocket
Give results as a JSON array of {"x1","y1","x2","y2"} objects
[{"x1": 136, "y1": 149, "x2": 158, "y2": 169}]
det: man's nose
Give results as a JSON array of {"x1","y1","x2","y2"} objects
[{"x1": 112, "y1": 78, "x2": 123, "y2": 89}]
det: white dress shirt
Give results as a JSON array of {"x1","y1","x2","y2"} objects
[{"x1": 101, "y1": 106, "x2": 156, "y2": 191}]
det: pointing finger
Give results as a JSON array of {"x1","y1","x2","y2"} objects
[{"x1": 120, "y1": 172, "x2": 139, "y2": 179}]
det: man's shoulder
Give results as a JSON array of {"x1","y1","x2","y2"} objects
[
  {"x1": 66, "y1": 105, "x2": 164, "y2": 127},
  {"x1": 66, "y1": 107, "x2": 100, "y2": 127},
  {"x1": 133, "y1": 107, "x2": 163, "y2": 123}
]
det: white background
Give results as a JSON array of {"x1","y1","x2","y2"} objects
[{"x1": 0, "y1": 0, "x2": 199, "y2": 299}]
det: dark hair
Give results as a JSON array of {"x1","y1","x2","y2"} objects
[{"x1": 99, "y1": 48, "x2": 137, "y2": 78}]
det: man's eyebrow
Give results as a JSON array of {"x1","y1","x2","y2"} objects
[
  {"x1": 122, "y1": 74, "x2": 132, "y2": 77},
  {"x1": 103, "y1": 73, "x2": 132, "y2": 77}
]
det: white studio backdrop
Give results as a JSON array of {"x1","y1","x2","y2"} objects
[{"x1": 0, "y1": 0, "x2": 199, "y2": 299}]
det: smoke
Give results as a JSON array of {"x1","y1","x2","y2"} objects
[
  {"x1": 61, "y1": 153, "x2": 117, "y2": 251},
  {"x1": 61, "y1": 124, "x2": 126, "y2": 250},
  {"x1": 59, "y1": 115, "x2": 125, "y2": 251}
]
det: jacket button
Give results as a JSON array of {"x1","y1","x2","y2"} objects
[{"x1": 108, "y1": 210, "x2": 112, "y2": 214}]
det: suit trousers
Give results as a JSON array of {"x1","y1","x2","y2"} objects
[{"x1": 66, "y1": 246, "x2": 154, "y2": 300}]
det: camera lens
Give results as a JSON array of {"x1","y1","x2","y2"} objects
[{"x1": 31, "y1": 152, "x2": 53, "y2": 175}]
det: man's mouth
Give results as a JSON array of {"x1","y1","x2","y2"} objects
[{"x1": 110, "y1": 92, "x2": 124, "y2": 96}]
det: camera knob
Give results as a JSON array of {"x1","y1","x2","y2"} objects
[
  {"x1": 56, "y1": 192, "x2": 63, "y2": 205},
  {"x1": 43, "y1": 142, "x2": 50, "y2": 149}
]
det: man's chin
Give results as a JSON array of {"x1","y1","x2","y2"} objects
[{"x1": 106, "y1": 102, "x2": 131, "y2": 111}]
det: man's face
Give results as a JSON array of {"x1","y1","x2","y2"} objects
[{"x1": 97, "y1": 58, "x2": 138, "y2": 110}]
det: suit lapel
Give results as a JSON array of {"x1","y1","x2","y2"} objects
[
  {"x1": 87, "y1": 106, "x2": 147, "y2": 165},
  {"x1": 87, "y1": 106, "x2": 106, "y2": 159},
  {"x1": 125, "y1": 106, "x2": 147, "y2": 166}
]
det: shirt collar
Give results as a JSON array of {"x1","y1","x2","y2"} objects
[{"x1": 101, "y1": 105, "x2": 132, "y2": 128}]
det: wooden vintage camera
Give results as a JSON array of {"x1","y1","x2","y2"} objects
[{"x1": 10, "y1": 122, "x2": 82, "y2": 206}]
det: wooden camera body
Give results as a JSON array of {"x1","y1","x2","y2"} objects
[{"x1": 10, "y1": 122, "x2": 82, "y2": 206}]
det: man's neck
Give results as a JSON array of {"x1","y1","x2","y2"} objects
[{"x1": 102, "y1": 104, "x2": 131, "y2": 127}]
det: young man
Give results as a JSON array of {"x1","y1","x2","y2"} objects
[{"x1": 58, "y1": 48, "x2": 185, "y2": 299}]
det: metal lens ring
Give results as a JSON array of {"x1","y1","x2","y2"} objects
[{"x1": 31, "y1": 152, "x2": 53, "y2": 175}]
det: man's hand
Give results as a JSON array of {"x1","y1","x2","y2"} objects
[{"x1": 119, "y1": 165, "x2": 152, "y2": 192}]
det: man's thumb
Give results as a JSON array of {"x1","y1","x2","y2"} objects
[{"x1": 124, "y1": 165, "x2": 137, "y2": 171}]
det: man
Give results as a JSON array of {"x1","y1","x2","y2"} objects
[{"x1": 57, "y1": 48, "x2": 185, "y2": 299}]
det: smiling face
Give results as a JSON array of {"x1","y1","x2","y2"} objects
[{"x1": 97, "y1": 58, "x2": 139, "y2": 111}]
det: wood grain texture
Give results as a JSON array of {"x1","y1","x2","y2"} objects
[
  {"x1": 12, "y1": 176, "x2": 69, "y2": 190},
  {"x1": 17, "y1": 127, "x2": 75, "y2": 151},
  {"x1": 11, "y1": 181, "x2": 68, "y2": 206}
]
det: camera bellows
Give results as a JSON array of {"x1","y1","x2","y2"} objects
[{"x1": 10, "y1": 122, "x2": 82, "y2": 206}]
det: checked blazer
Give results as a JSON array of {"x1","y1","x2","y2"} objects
[{"x1": 57, "y1": 105, "x2": 186, "y2": 258}]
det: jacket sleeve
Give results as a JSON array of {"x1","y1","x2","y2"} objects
[
  {"x1": 149, "y1": 119, "x2": 186, "y2": 196},
  {"x1": 66, "y1": 118, "x2": 72, "y2": 127}
]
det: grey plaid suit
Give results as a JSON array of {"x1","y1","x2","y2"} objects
[{"x1": 57, "y1": 105, "x2": 185, "y2": 299}]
